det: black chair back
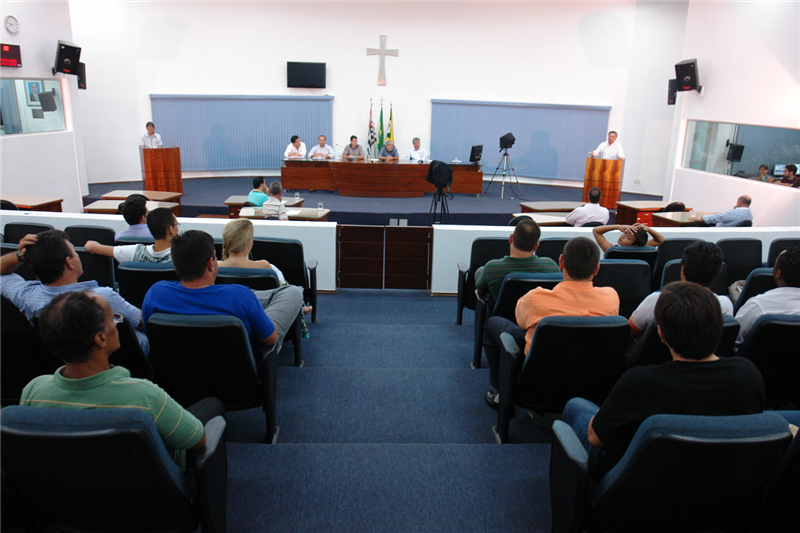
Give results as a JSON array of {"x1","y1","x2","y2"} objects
[
  {"x1": 250, "y1": 237, "x2": 318, "y2": 322},
  {"x1": 75, "y1": 247, "x2": 115, "y2": 288},
  {"x1": 660, "y1": 258, "x2": 729, "y2": 296},
  {"x1": 65, "y1": 225, "x2": 115, "y2": 247},
  {"x1": 594, "y1": 259, "x2": 652, "y2": 318},
  {"x1": 0, "y1": 243, "x2": 36, "y2": 280},
  {"x1": 535, "y1": 238, "x2": 569, "y2": 263},
  {"x1": 0, "y1": 199, "x2": 19, "y2": 210},
  {"x1": 0, "y1": 296, "x2": 48, "y2": 405},
  {"x1": 110, "y1": 318, "x2": 153, "y2": 379},
  {"x1": 651, "y1": 239, "x2": 701, "y2": 290},
  {"x1": 736, "y1": 314, "x2": 800, "y2": 408},
  {"x1": 508, "y1": 215, "x2": 532, "y2": 226},
  {"x1": 116, "y1": 262, "x2": 178, "y2": 309},
  {"x1": 3, "y1": 222, "x2": 53, "y2": 244},
  {"x1": 658, "y1": 201, "x2": 686, "y2": 212},
  {"x1": 604, "y1": 246, "x2": 658, "y2": 272},
  {"x1": 455, "y1": 237, "x2": 508, "y2": 325},
  {"x1": 216, "y1": 267, "x2": 280, "y2": 290},
  {"x1": 735, "y1": 219, "x2": 753, "y2": 227},
  {"x1": 716, "y1": 238, "x2": 762, "y2": 286},
  {"x1": 581, "y1": 221, "x2": 604, "y2": 227},
  {"x1": 115, "y1": 235, "x2": 156, "y2": 245},
  {"x1": 734, "y1": 267, "x2": 778, "y2": 313},
  {"x1": 767, "y1": 238, "x2": 800, "y2": 267}
]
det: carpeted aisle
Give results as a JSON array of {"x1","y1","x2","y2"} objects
[{"x1": 224, "y1": 290, "x2": 553, "y2": 532}]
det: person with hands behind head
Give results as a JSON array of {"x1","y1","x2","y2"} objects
[{"x1": 592, "y1": 223, "x2": 664, "y2": 253}]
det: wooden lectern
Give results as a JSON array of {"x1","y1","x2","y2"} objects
[
  {"x1": 582, "y1": 158, "x2": 623, "y2": 210},
  {"x1": 140, "y1": 147, "x2": 183, "y2": 194}
]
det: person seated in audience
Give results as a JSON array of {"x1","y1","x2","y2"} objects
[
  {"x1": 284, "y1": 135, "x2": 306, "y2": 159},
  {"x1": 562, "y1": 281, "x2": 765, "y2": 476},
  {"x1": 629, "y1": 241, "x2": 733, "y2": 345},
  {"x1": 0, "y1": 230, "x2": 149, "y2": 354},
  {"x1": 115, "y1": 194, "x2": 152, "y2": 242},
  {"x1": 777, "y1": 164, "x2": 799, "y2": 187},
  {"x1": 262, "y1": 181, "x2": 289, "y2": 221},
  {"x1": 143, "y1": 230, "x2": 303, "y2": 355},
  {"x1": 475, "y1": 219, "x2": 559, "y2": 306},
  {"x1": 592, "y1": 223, "x2": 665, "y2": 253},
  {"x1": 735, "y1": 246, "x2": 800, "y2": 344},
  {"x1": 752, "y1": 164, "x2": 774, "y2": 183},
  {"x1": 482, "y1": 236, "x2": 619, "y2": 409},
  {"x1": 85, "y1": 207, "x2": 177, "y2": 263},
  {"x1": 378, "y1": 140, "x2": 400, "y2": 161},
  {"x1": 218, "y1": 219, "x2": 311, "y2": 315},
  {"x1": 248, "y1": 176, "x2": 269, "y2": 207},
  {"x1": 20, "y1": 291, "x2": 223, "y2": 470},
  {"x1": 565, "y1": 187, "x2": 610, "y2": 227},
  {"x1": 688, "y1": 195, "x2": 753, "y2": 227}
]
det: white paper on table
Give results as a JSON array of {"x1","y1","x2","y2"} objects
[{"x1": 286, "y1": 209, "x2": 302, "y2": 215}]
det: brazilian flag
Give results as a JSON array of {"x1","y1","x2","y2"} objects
[{"x1": 378, "y1": 105, "x2": 384, "y2": 153}]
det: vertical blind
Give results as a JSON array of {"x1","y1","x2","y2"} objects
[
  {"x1": 430, "y1": 99, "x2": 610, "y2": 181},
  {"x1": 150, "y1": 95, "x2": 333, "y2": 171}
]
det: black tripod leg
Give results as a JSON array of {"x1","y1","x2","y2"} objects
[{"x1": 506, "y1": 157, "x2": 524, "y2": 197}]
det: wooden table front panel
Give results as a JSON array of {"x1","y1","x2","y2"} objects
[
  {"x1": 338, "y1": 225, "x2": 384, "y2": 288},
  {"x1": 385, "y1": 227, "x2": 431, "y2": 290},
  {"x1": 0, "y1": 195, "x2": 63, "y2": 212},
  {"x1": 282, "y1": 160, "x2": 336, "y2": 190}
]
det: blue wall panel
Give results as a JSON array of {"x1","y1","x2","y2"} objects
[
  {"x1": 430, "y1": 100, "x2": 610, "y2": 181},
  {"x1": 151, "y1": 95, "x2": 333, "y2": 171}
]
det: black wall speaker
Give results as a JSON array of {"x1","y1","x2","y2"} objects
[
  {"x1": 668, "y1": 79, "x2": 677, "y2": 105},
  {"x1": 675, "y1": 58, "x2": 699, "y2": 92},
  {"x1": 52, "y1": 40, "x2": 81, "y2": 75},
  {"x1": 77, "y1": 62, "x2": 86, "y2": 90}
]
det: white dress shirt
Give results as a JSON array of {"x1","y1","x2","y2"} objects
[
  {"x1": 308, "y1": 144, "x2": 334, "y2": 159},
  {"x1": 734, "y1": 287, "x2": 800, "y2": 343},
  {"x1": 591, "y1": 141, "x2": 624, "y2": 160},
  {"x1": 140, "y1": 133, "x2": 162, "y2": 148},
  {"x1": 284, "y1": 142, "x2": 307, "y2": 158},
  {"x1": 565, "y1": 203, "x2": 610, "y2": 227},
  {"x1": 406, "y1": 148, "x2": 429, "y2": 161}
]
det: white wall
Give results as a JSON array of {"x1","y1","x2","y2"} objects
[
  {"x1": 0, "y1": 0, "x2": 87, "y2": 212},
  {"x1": 67, "y1": 1, "x2": 688, "y2": 195},
  {"x1": 664, "y1": 1, "x2": 800, "y2": 222}
]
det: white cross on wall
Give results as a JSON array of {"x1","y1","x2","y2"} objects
[{"x1": 367, "y1": 35, "x2": 398, "y2": 86}]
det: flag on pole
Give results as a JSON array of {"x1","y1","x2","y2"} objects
[
  {"x1": 368, "y1": 100, "x2": 377, "y2": 157},
  {"x1": 387, "y1": 104, "x2": 394, "y2": 144},
  {"x1": 378, "y1": 103, "x2": 385, "y2": 153}
]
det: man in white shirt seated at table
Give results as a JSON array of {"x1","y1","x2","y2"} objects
[
  {"x1": 284, "y1": 135, "x2": 306, "y2": 159},
  {"x1": 308, "y1": 135, "x2": 334, "y2": 160},
  {"x1": 589, "y1": 131, "x2": 625, "y2": 161},
  {"x1": 565, "y1": 187, "x2": 610, "y2": 227},
  {"x1": 405, "y1": 137, "x2": 429, "y2": 162}
]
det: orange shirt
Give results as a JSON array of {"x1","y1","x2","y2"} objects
[{"x1": 515, "y1": 280, "x2": 620, "y2": 356}]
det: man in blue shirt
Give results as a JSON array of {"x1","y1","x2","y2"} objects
[
  {"x1": 379, "y1": 140, "x2": 399, "y2": 161},
  {"x1": 689, "y1": 195, "x2": 753, "y2": 227},
  {"x1": 248, "y1": 176, "x2": 269, "y2": 207},
  {"x1": 115, "y1": 194, "x2": 153, "y2": 242}
]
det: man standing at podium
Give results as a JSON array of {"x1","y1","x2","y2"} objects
[
  {"x1": 589, "y1": 131, "x2": 625, "y2": 161},
  {"x1": 140, "y1": 122, "x2": 163, "y2": 149}
]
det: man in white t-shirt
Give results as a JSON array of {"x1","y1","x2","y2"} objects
[
  {"x1": 629, "y1": 241, "x2": 733, "y2": 344},
  {"x1": 589, "y1": 131, "x2": 624, "y2": 161},
  {"x1": 85, "y1": 208, "x2": 177, "y2": 263},
  {"x1": 735, "y1": 247, "x2": 800, "y2": 344},
  {"x1": 284, "y1": 135, "x2": 307, "y2": 159},
  {"x1": 565, "y1": 187, "x2": 610, "y2": 227}
]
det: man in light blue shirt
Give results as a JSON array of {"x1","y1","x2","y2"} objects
[
  {"x1": 379, "y1": 140, "x2": 399, "y2": 161},
  {"x1": 698, "y1": 195, "x2": 753, "y2": 227}
]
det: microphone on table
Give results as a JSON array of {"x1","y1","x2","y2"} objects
[{"x1": 336, "y1": 144, "x2": 348, "y2": 160}]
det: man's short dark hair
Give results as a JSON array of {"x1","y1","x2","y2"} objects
[
  {"x1": 269, "y1": 181, "x2": 283, "y2": 196},
  {"x1": 738, "y1": 195, "x2": 752, "y2": 206},
  {"x1": 775, "y1": 246, "x2": 800, "y2": 287},
  {"x1": 631, "y1": 227, "x2": 648, "y2": 247},
  {"x1": 655, "y1": 281, "x2": 723, "y2": 360},
  {"x1": 38, "y1": 291, "x2": 106, "y2": 364},
  {"x1": 759, "y1": 164, "x2": 769, "y2": 171},
  {"x1": 253, "y1": 176, "x2": 265, "y2": 189},
  {"x1": 290, "y1": 135, "x2": 299, "y2": 143},
  {"x1": 512, "y1": 219, "x2": 542, "y2": 253},
  {"x1": 120, "y1": 195, "x2": 148, "y2": 226},
  {"x1": 588, "y1": 187, "x2": 602, "y2": 204},
  {"x1": 608, "y1": 130, "x2": 617, "y2": 136},
  {"x1": 562, "y1": 236, "x2": 600, "y2": 280},
  {"x1": 681, "y1": 241, "x2": 723, "y2": 287},
  {"x1": 145, "y1": 121, "x2": 154, "y2": 129},
  {"x1": 786, "y1": 164, "x2": 797, "y2": 175},
  {"x1": 146, "y1": 207, "x2": 175, "y2": 240},
  {"x1": 350, "y1": 135, "x2": 357, "y2": 141},
  {"x1": 319, "y1": 135, "x2": 326, "y2": 141},
  {"x1": 170, "y1": 230, "x2": 215, "y2": 282},
  {"x1": 23, "y1": 229, "x2": 72, "y2": 284}
]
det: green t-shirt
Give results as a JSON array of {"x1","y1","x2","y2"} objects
[
  {"x1": 20, "y1": 365, "x2": 203, "y2": 470},
  {"x1": 475, "y1": 254, "x2": 560, "y2": 302}
]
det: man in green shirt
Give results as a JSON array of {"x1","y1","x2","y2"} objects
[
  {"x1": 475, "y1": 219, "x2": 560, "y2": 305},
  {"x1": 20, "y1": 290, "x2": 223, "y2": 469}
]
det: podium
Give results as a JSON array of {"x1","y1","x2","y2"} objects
[
  {"x1": 140, "y1": 147, "x2": 183, "y2": 194},
  {"x1": 582, "y1": 158, "x2": 623, "y2": 210}
]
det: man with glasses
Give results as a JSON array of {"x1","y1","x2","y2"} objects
[{"x1": 85, "y1": 207, "x2": 178, "y2": 263}]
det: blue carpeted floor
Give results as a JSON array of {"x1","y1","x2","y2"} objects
[{"x1": 224, "y1": 289, "x2": 554, "y2": 532}]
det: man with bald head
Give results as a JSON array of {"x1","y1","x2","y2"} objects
[{"x1": 689, "y1": 195, "x2": 753, "y2": 227}]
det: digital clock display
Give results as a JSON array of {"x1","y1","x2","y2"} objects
[{"x1": 1, "y1": 43, "x2": 22, "y2": 67}]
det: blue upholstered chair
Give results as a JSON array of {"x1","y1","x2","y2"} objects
[
  {"x1": 592, "y1": 259, "x2": 652, "y2": 318},
  {"x1": 603, "y1": 246, "x2": 658, "y2": 273},
  {"x1": 535, "y1": 238, "x2": 569, "y2": 263},
  {"x1": 1, "y1": 406, "x2": 227, "y2": 533},
  {"x1": 651, "y1": 238, "x2": 701, "y2": 291},
  {"x1": 455, "y1": 237, "x2": 509, "y2": 325},
  {"x1": 715, "y1": 237, "x2": 762, "y2": 286},
  {"x1": 65, "y1": 224, "x2": 116, "y2": 247},
  {"x1": 494, "y1": 316, "x2": 629, "y2": 443},
  {"x1": 250, "y1": 237, "x2": 318, "y2": 323},
  {"x1": 659, "y1": 258, "x2": 729, "y2": 296},
  {"x1": 116, "y1": 261, "x2": 178, "y2": 309},
  {"x1": 550, "y1": 413, "x2": 793, "y2": 533},
  {"x1": 733, "y1": 267, "x2": 778, "y2": 314},
  {"x1": 767, "y1": 238, "x2": 800, "y2": 267},
  {"x1": 2, "y1": 222, "x2": 53, "y2": 244}
]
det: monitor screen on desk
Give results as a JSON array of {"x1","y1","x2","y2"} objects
[
  {"x1": 287, "y1": 62, "x2": 326, "y2": 89},
  {"x1": 469, "y1": 145, "x2": 483, "y2": 163}
]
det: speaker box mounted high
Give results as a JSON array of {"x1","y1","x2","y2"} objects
[
  {"x1": 52, "y1": 40, "x2": 81, "y2": 75},
  {"x1": 77, "y1": 62, "x2": 86, "y2": 90},
  {"x1": 668, "y1": 79, "x2": 677, "y2": 105},
  {"x1": 675, "y1": 58, "x2": 699, "y2": 92}
]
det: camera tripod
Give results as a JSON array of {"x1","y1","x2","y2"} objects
[
  {"x1": 484, "y1": 148, "x2": 523, "y2": 199},
  {"x1": 427, "y1": 186, "x2": 451, "y2": 225}
]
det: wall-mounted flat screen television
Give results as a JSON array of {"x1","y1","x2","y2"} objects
[{"x1": 287, "y1": 62, "x2": 326, "y2": 89}]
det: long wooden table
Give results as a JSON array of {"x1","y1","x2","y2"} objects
[
  {"x1": 1, "y1": 195, "x2": 63, "y2": 212},
  {"x1": 519, "y1": 201, "x2": 583, "y2": 213},
  {"x1": 615, "y1": 201, "x2": 691, "y2": 225},
  {"x1": 83, "y1": 200, "x2": 181, "y2": 216},
  {"x1": 281, "y1": 159, "x2": 483, "y2": 197},
  {"x1": 238, "y1": 206, "x2": 330, "y2": 222},
  {"x1": 512, "y1": 213, "x2": 570, "y2": 226},
  {"x1": 652, "y1": 212, "x2": 717, "y2": 227},
  {"x1": 101, "y1": 190, "x2": 183, "y2": 216},
  {"x1": 224, "y1": 196, "x2": 304, "y2": 218}
]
